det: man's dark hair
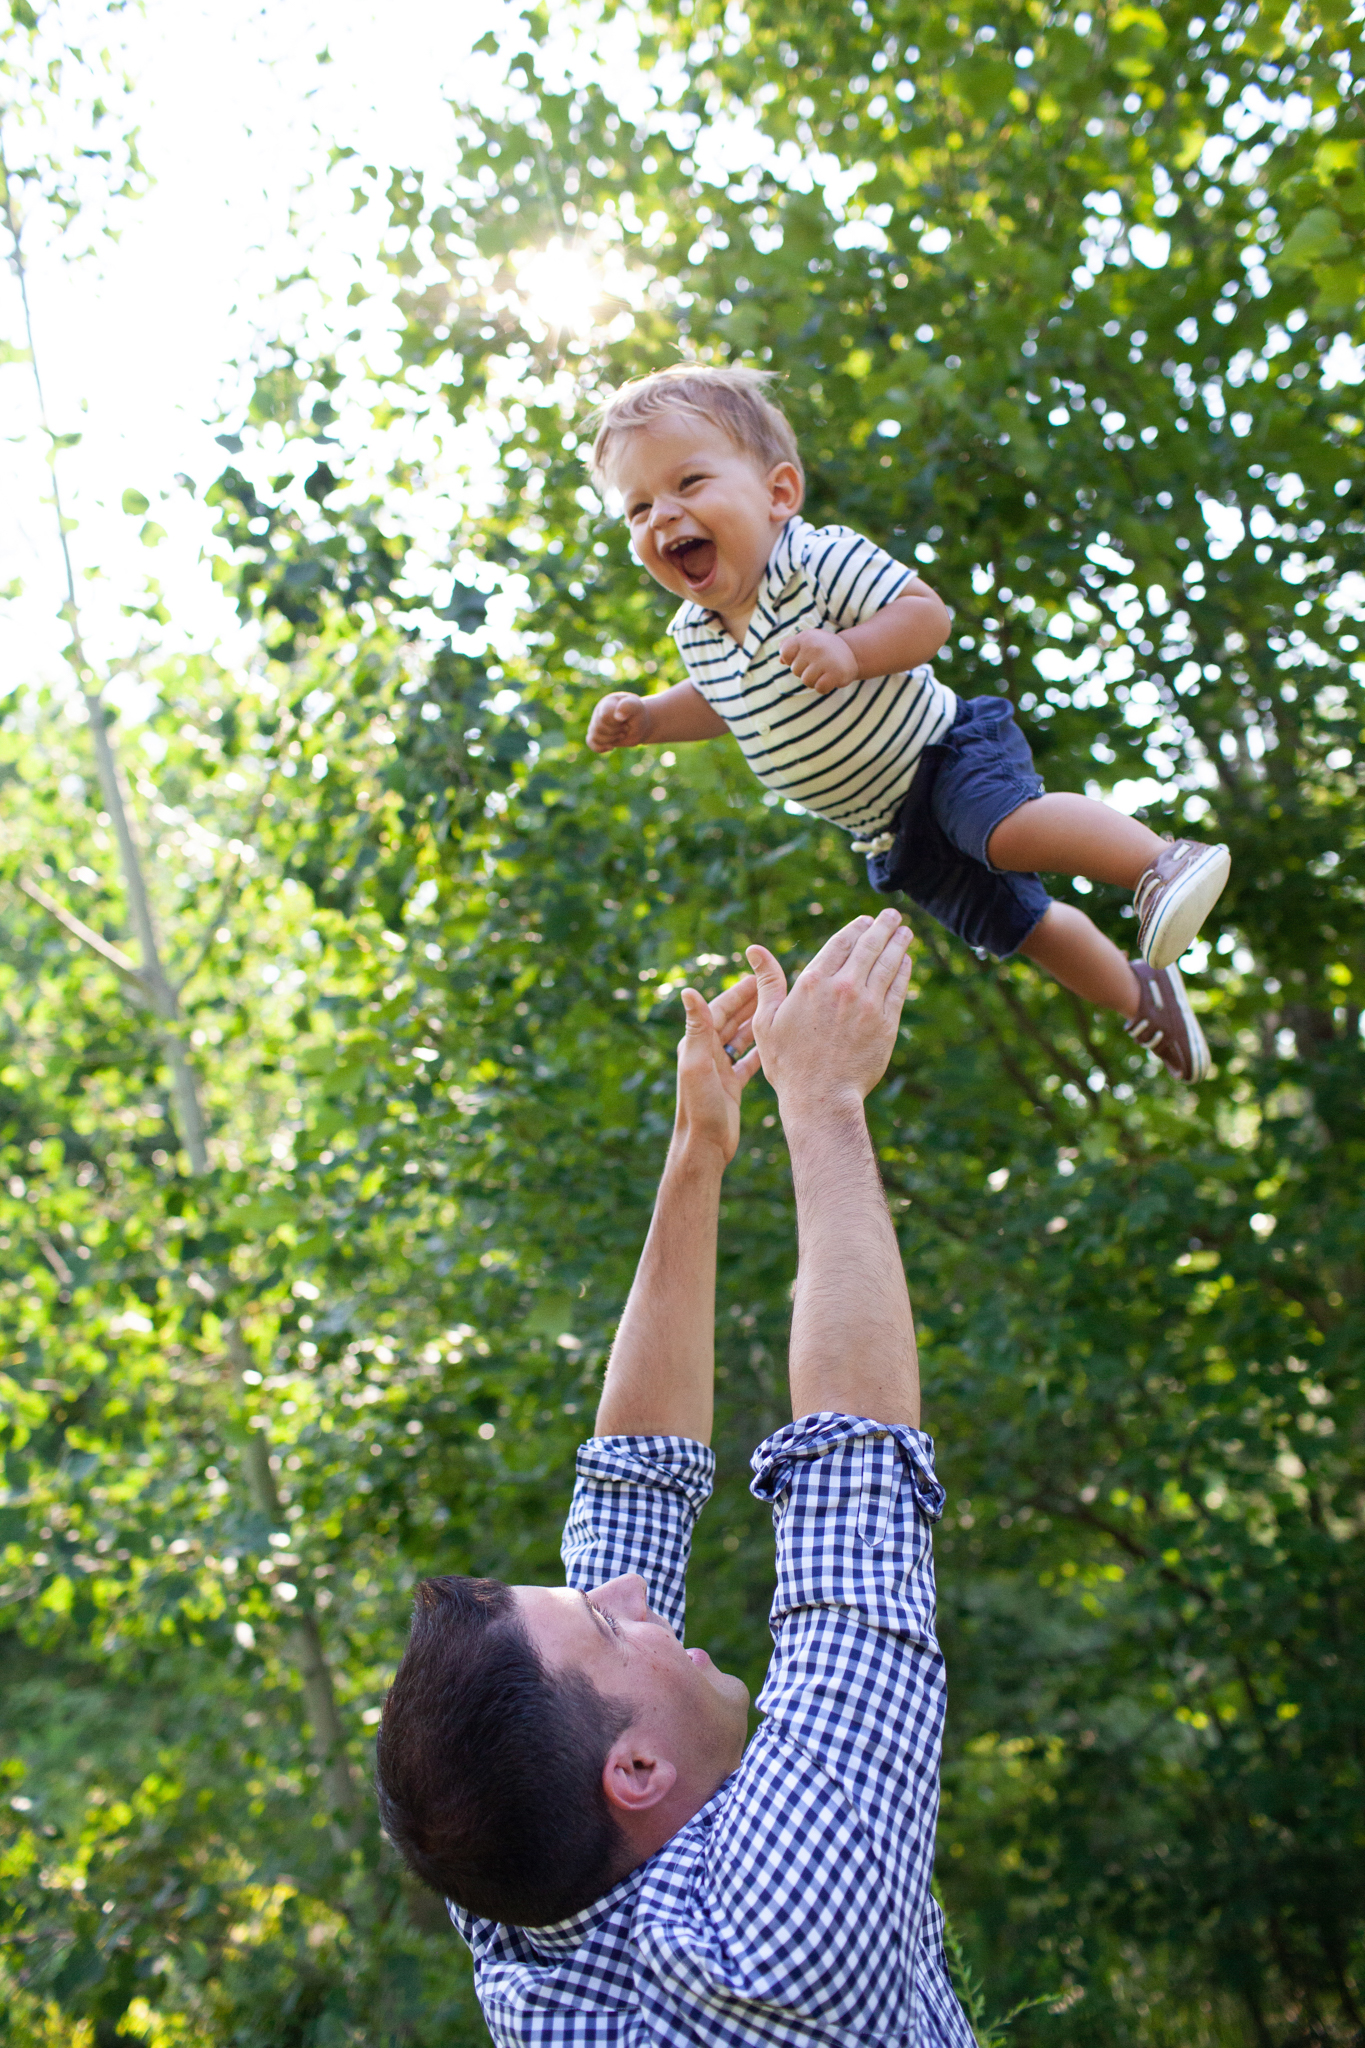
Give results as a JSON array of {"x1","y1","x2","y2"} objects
[{"x1": 375, "y1": 1575, "x2": 632, "y2": 1927}]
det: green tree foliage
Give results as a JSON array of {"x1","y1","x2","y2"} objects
[{"x1": 2, "y1": 1, "x2": 1363, "y2": 2044}]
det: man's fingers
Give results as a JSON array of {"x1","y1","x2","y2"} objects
[
  {"x1": 745, "y1": 943, "x2": 788, "y2": 1020},
  {"x1": 731, "y1": 1044, "x2": 763, "y2": 1086},
  {"x1": 867, "y1": 920, "x2": 912, "y2": 995},
  {"x1": 870, "y1": 922, "x2": 911, "y2": 989},
  {"x1": 679, "y1": 987, "x2": 713, "y2": 1034},
  {"x1": 886, "y1": 944, "x2": 914, "y2": 1017},
  {"x1": 801, "y1": 914, "x2": 872, "y2": 982},
  {"x1": 709, "y1": 973, "x2": 757, "y2": 1036},
  {"x1": 846, "y1": 906, "x2": 905, "y2": 986},
  {"x1": 683, "y1": 982, "x2": 756, "y2": 1056}
]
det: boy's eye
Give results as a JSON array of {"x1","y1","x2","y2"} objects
[{"x1": 679, "y1": 472, "x2": 706, "y2": 489}]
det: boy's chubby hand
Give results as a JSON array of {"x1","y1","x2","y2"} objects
[
  {"x1": 779, "y1": 627, "x2": 860, "y2": 694},
  {"x1": 588, "y1": 690, "x2": 651, "y2": 753}
]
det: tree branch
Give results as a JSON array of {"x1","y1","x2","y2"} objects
[
  {"x1": 4, "y1": 150, "x2": 359, "y2": 1838},
  {"x1": 916, "y1": 924, "x2": 1070, "y2": 1133},
  {"x1": 35, "y1": 1230, "x2": 74, "y2": 1288},
  {"x1": 220, "y1": 1312, "x2": 363, "y2": 1839},
  {"x1": 992, "y1": 969, "x2": 1095, "y2": 1096},
  {"x1": 19, "y1": 876, "x2": 152, "y2": 1001}
]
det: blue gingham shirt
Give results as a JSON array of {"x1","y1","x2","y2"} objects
[
  {"x1": 451, "y1": 1413, "x2": 976, "y2": 2046},
  {"x1": 669, "y1": 517, "x2": 956, "y2": 842}
]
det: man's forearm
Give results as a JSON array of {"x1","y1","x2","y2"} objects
[
  {"x1": 593, "y1": 1138, "x2": 725, "y2": 1443},
  {"x1": 783, "y1": 1095, "x2": 920, "y2": 1428}
]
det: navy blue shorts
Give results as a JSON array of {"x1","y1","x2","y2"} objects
[{"x1": 867, "y1": 694, "x2": 1052, "y2": 959}]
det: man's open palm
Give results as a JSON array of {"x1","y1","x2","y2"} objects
[
  {"x1": 746, "y1": 910, "x2": 913, "y2": 1107},
  {"x1": 674, "y1": 976, "x2": 761, "y2": 1164}
]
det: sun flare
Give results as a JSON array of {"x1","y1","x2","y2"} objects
[{"x1": 513, "y1": 240, "x2": 605, "y2": 336}]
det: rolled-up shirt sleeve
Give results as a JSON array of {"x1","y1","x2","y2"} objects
[
  {"x1": 750, "y1": 1408, "x2": 943, "y2": 1643},
  {"x1": 559, "y1": 1434, "x2": 716, "y2": 1641},
  {"x1": 661, "y1": 1410, "x2": 968, "y2": 2044}
]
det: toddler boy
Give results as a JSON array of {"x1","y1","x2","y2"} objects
[{"x1": 585, "y1": 365, "x2": 1230, "y2": 1083}]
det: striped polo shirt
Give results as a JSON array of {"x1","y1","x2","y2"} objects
[{"x1": 667, "y1": 515, "x2": 956, "y2": 842}]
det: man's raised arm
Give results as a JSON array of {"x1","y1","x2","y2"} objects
[
  {"x1": 592, "y1": 976, "x2": 761, "y2": 1443},
  {"x1": 747, "y1": 908, "x2": 918, "y2": 1428}
]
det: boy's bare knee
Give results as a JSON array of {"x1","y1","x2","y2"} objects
[
  {"x1": 1016, "y1": 903, "x2": 1059, "y2": 961},
  {"x1": 986, "y1": 799, "x2": 1039, "y2": 871}
]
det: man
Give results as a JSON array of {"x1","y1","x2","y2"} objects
[{"x1": 377, "y1": 908, "x2": 976, "y2": 2046}]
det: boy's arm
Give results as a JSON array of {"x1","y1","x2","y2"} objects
[
  {"x1": 781, "y1": 581, "x2": 951, "y2": 695},
  {"x1": 587, "y1": 680, "x2": 730, "y2": 753}
]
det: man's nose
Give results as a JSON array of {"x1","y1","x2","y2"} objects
[{"x1": 592, "y1": 1573, "x2": 650, "y2": 1620}]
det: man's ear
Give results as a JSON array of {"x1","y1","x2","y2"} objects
[
  {"x1": 767, "y1": 460, "x2": 804, "y2": 519},
  {"x1": 601, "y1": 1730, "x2": 678, "y2": 1815}
]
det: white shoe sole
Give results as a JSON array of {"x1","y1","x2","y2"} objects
[
  {"x1": 1142, "y1": 844, "x2": 1231, "y2": 969},
  {"x1": 1165, "y1": 962, "x2": 1211, "y2": 1082}
]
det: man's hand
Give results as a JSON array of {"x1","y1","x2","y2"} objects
[
  {"x1": 746, "y1": 910, "x2": 912, "y2": 1110},
  {"x1": 674, "y1": 976, "x2": 761, "y2": 1166},
  {"x1": 588, "y1": 691, "x2": 652, "y2": 752},
  {"x1": 779, "y1": 627, "x2": 860, "y2": 694}
]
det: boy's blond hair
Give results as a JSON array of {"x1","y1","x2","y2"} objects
[{"x1": 588, "y1": 363, "x2": 803, "y2": 491}]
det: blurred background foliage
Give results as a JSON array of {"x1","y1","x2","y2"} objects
[{"x1": 2, "y1": 0, "x2": 1363, "y2": 2042}]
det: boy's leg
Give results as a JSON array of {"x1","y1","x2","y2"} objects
[
  {"x1": 1018, "y1": 907, "x2": 1211, "y2": 1080},
  {"x1": 987, "y1": 794, "x2": 1163, "y2": 888},
  {"x1": 1017, "y1": 903, "x2": 1140, "y2": 1017},
  {"x1": 989, "y1": 795, "x2": 1231, "y2": 969}
]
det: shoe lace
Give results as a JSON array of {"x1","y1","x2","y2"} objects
[{"x1": 1133, "y1": 866, "x2": 1164, "y2": 921}]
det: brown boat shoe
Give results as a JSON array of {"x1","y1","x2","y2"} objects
[
  {"x1": 1133, "y1": 837, "x2": 1231, "y2": 969},
  {"x1": 1124, "y1": 960, "x2": 1212, "y2": 1083}
]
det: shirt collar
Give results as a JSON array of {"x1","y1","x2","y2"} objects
[
  {"x1": 505, "y1": 1864, "x2": 645, "y2": 1956},
  {"x1": 486, "y1": 1776, "x2": 735, "y2": 1956},
  {"x1": 762, "y1": 514, "x2": 808, "y2": 604}
]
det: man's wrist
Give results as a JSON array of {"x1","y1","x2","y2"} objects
[
  {"x1": 779, "y1": 1088, "x2": 873, "y2": 1166},
  {"x1": 778, "y1": 1082, "x2": 867, "y2": 1132},
  {"x1": 666, "y1": 1125, "x2": 731, "y2": 1178}
]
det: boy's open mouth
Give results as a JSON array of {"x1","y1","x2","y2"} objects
[{"x1": 666, "y1": 535, "x2": 717, "y2": 589}]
